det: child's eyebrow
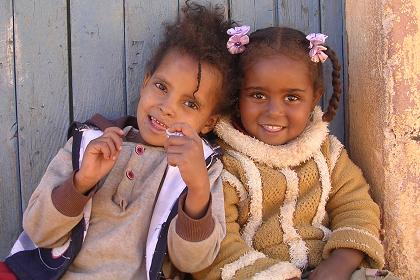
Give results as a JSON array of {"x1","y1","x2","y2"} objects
[
  {"x1": 286, "y1": 88, "x2": 306, "y2": 93},
  {"x1": 243, "y1": 86, "x2": 266, "y2": 91},
  {"x1": 153, "y1": 74, "x2": 171, "y2": 87}
]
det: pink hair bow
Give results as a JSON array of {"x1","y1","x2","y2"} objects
[
  {"x1": 306, "y1": 33, "x2": 328, "y2": 63},
  {"x1": 226, "y1": 25, "x2": 250, "y2": 54}
]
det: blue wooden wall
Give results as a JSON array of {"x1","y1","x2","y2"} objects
[{"x1": 0, "y1": 0, "x2": 345, "y2": 258}]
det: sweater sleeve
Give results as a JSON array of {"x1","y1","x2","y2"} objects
[
  {"x1": 323, "y1": 147, "x2": 385, "y2": 268},
  {"x1": 22, "y1": 137, "x2": 89, "y2": 248},
  {"x1": 167, "y1": 159, "x2": 227, "y2": 273},
  {"x1": 193, "y1": 168, "x2": 301, "y2": 280}
]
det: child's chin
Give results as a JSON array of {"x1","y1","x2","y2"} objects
[
  {"x1": 139, "y1": 131, "x2": 165, "y2": 147},
  {"x1": 261, "y1": 136, "x2": 288, "y2": 146}
]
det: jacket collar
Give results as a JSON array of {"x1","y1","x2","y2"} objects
[{"x1": 215, "y1": 106, "x2": 328, "y2": 169}]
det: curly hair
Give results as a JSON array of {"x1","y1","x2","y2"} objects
[
  {"x1": 238, "y1": 27, "x2": 342, "y2": 122},
  {"x1": 146, "y1": 1, "x2": 239, "y2": 116}
]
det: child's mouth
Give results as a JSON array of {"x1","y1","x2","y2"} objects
[
  {"x1": 149, "y1": 116, "x2": 167, "y2": 131},
  {"x1": 261, "y1": 124, "x2": 284, "y2": 133}
]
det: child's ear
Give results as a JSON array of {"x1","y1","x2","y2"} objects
[
  {"x1": 142, "y1": 72, "x2": 152, "y2": 88},
  {"x1": 200, "y1": 114, "x2": 220, "y2": 135}
]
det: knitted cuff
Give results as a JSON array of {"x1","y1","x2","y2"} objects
[
  {"x1": 323, "y1": 227, "x2": 385, "y2": 269},
  {"x1": 51, "y1": 171, "x2": 92, "y2": 217},
  {"x1": 175, "y1": 193, "x2": 215, "y2": 242}
]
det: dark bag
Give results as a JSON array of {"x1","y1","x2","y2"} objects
[{"x1": 5, "y1": 122, "x2": 89, "y2": 280}]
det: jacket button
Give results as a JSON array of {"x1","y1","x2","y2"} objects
[
  {"x1": 135, "y1": 144, "x2": 144, "y2": 155},
  {"x1": 126, "y1": 169, "x2": 135, "y2": 180}
]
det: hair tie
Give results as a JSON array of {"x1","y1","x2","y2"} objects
[
  {"x1": 306, "y1": 33, "x2": 328, "y2": 63},
  {"x1": 226, "y1": 25, "x2": 250, "y2": 54}
]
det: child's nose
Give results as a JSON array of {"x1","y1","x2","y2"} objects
[
  {"x1": 267, "y1": 99, "x2": 285, "y2": 116},
  {"x1": 159, "y1": 97, "x2": 176, "y2": 116}
]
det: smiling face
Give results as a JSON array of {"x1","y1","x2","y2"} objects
[
  {"x1": 239, "y1": 54, "x2": 321, "y2": 146},
  {"x1": 136, "y1": 50, "x2": 222, "y2": 147}
]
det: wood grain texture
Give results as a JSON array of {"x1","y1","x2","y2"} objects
[
  {"x1": 71, "y1": 0, "x2": 125, "y2": 121},
  {"x1": 230, "y1": 0, "x2": 276, "y2": 31},
  {"x1": 14, "y1": 0, "x2": 70, "y2": 211},
  {"x1": 320, "y1": 0, "x2": 345, "y2": 142},
  {"x1": 125, "y1": 0, "x2": 178, "y2": 115},
  {"x1": 0, "y1": 0, "x2": 21, "y2": 259},
  {"x1": 278, "y1": 0, "x2": 320, "y2": 33}
]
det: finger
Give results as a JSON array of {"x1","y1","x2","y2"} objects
[
  {"x1": 104, "y1": 137, "x2": 120, "y2": 160},
  {"x1": 166, "y1": 122, "x2": 198, "y2": 139},
  {"x1": 104, "y1": 131, "x2": 123, "y2": 151},
  {"x1": 93, "y1": 140, "x2": 112, "y2": 160},
  {"x1": 98, "y1": 137, "x2": 119, "y2": 160},
  {"x1": 166, "y1": 134, "x2": 191, "y2": 147},
  {"x1": 103, "y1": 127, "x2": 125, "y2": 137}
]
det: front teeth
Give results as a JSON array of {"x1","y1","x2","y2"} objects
[
  {"x1": 263, "y1": 125, "x2": 284, "y2": 132},
  {"x1": 150, "y1": 116, "x2": 167, "y2": 128}
]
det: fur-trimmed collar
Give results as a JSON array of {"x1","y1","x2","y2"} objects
[{"x1": 215, "y1": 106, "x2": 329, "y2": 169}]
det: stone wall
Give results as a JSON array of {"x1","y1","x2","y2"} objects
[{"x1": 346, "y1": 1, "x2": 420, "y2": 279}]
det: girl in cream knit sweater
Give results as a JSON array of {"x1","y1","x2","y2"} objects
[{"x1": 194, "y1": 27, "x2": 397, "y2": 280}]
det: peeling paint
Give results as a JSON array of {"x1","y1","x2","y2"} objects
[{"x1": 6, "y1": 16, "x2": 14, "y2": 88}]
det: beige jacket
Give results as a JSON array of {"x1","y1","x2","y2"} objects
[
  {"x1": 23, "y1": 127, "x2": 226, "y2": 280},
  {"x1": 195, "y1": 107, "x2": 384, "y2": 280}
]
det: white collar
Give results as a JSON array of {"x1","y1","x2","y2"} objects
[{"x1": 215, "y1": 106, "x2": 328, "y2": 169}]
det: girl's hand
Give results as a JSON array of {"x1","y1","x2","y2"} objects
[
  {"x1": 165, "y1": 123, "x2": 210, "y2": 219},
  {"x1": 308, "y1": 248, "x2": 363, "y2": 280},
  {"x1": 74, "y1": 127, "x2": 124, "y2": 193}
]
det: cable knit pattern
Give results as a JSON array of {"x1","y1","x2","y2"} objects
[
  {"x1": 222, "y1": 170, "x2": 247, "y2": 202},
  {"x1": 221, "y1": 251, "x2": 265, "y2": 280},
  {"x1": 226, "y1": 150, "x2": 263, "y2": 247},
  {"x1": 278, "y1": 168, "x2": 308, "y2": 269},
  {"x1": 311, "y1": 151, "x2": 332, "y2": 230},
  {"x1": 251, "y1": 262, "x2": 301, "y2": 280},
  {"x1": 195, "y1": 110, "x2": 385, "y2": 280}
]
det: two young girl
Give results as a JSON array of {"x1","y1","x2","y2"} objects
[
  {"x1": 195, "y1": 27, "x2": 396, "y2": 280},
  {"x1": 3, "y1": 2, "x2": 393, "y2": 280}
]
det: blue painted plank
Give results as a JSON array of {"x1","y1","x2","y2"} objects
[
  {"x1": 14, "y1": 0, "x2": 70, "y2": 211},
  {"x1": 320, "y1": 0, "x2": 345, "y2": 142},
  {"x1": 230, "y1": 0, "x2": 276, "y2": 31},
  {"x1": 277, "y1": 0, "x2": 320, "y2": 33},
  {"x1": 125, "y1": 0, "x2": 178, "y2": 115},
  {"x1": 0, "y1": 0, "x2": 21, "y2": 259},
  {"x1": 71, "y1": 0, "x2": 126, "y2": 121}
]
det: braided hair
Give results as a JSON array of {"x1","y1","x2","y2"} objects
[{"x1": 238, "y1": 26, "x2": 342, "y2": 122}]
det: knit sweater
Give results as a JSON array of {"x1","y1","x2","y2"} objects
[
  {"x1": 22, "y1": 125, "x2": 226, "y2": 280},
  {"x1": 194, "y1": 107, "x2": 384, "y2": 280}
]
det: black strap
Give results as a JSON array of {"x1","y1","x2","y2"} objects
[
  {"x1": 71, "y1": 128, "x2": 83, "y2": 171},
  {"x1": 149, "y1": 187, "x2": 187, "y2": 280}
]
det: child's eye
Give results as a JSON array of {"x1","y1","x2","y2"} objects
[
  {"x1": 285, "y1": 95, "x2": 299, "y2": 102},
  {"x1": 184, "y1": 100, "x2": 199, "y2": 110},
  {"x1": 155, "y1": 83, "x2": 167, "y2": 92},
  {"x1": 252, "y1": 93, "x2": 266, "y2": 100}
]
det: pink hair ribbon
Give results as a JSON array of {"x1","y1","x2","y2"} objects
[
  {"x1": 306, "y1": 33, "x2": 328, "y2": 63},
  {"x1": 226, "y1": 25, "x2": 250, "y2": 54}
]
